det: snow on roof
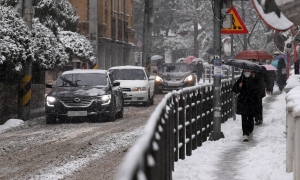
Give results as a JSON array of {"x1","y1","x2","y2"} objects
[{"x1": 62, "y1": 69, "x2": 107, "y2": 75}]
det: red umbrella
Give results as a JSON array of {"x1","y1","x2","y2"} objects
[
  {"x1": 184, "y1": 56, "x2": 196, "y2": 64},
  {"x1": 234, "y1": 50, "x2": 273, "y2": 61}
]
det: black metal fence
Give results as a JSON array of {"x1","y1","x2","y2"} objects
[{"x1": 115, "y1": 77, "x2": 238, "y2": 180}]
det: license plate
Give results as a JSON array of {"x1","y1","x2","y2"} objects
[
  {"x1": 123, "y1": 93, "x2": 127, "y2": 98},
  {"x1": 67, "y1": 111, "x2": 87, "y2": 117},
  {"x1": 168, "y1": 82, "x2": 180, "y2": 86}
]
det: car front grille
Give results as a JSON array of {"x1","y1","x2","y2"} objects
[
  {"x1": 166, "y1": 79, "x2": 182, "y2": 81},
  {"x1": 60, "y1": 97, "x2": 94, "y2": 107},
  {"x1": 122, "y1": 88, "x2": 131, "y2": 92}
]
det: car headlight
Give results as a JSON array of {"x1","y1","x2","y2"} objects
[
  {"x1": 155, "y1": 76, "x2": 163, "y2": 82},
  {"x1": 184, "y1": 75, "x2": 194, "y2": 82},
  {"x1": 46, "y1": 96, "x2": 56, "y2": 107},
  {"x1": 133, "y1": 87, "x2": 147, "y2": 91},
  {"x1": 99, "y1": 94, "x2": 111, "y2": 105}
]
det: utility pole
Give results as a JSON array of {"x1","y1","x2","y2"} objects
[
  {"x1": 142, "y1": 0, "x2": 154, "y2": 71},
  {"x1": 210, "y1": 0, "x2": 224, "y2": 141},
  {"x1": 89, "y1": 0, "x2": 98, "y2": 69},
  {"x1": 193, "y1": 0, "x2": 199, "y2": 57},
  {"x1": 18, "y1": 0, "x2": 33, "y2": 120},
  {"x1": 241, "y1": 0, "x2": 247, "y2": 50}
]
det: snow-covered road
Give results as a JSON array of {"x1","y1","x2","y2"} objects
[{"x1": 0, "y1": 94, "x2": 165, "y2": 180}]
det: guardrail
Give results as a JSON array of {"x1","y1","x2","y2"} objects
[
  {"x1": 201, "y1": 65, "x2": 241, "y2": 83},
  {"x1": 115, "y1": 77, "x2": 238, "y2": 180},
  {"x1": 285, "y1": 74, "x2": 300, "y2": 180}
]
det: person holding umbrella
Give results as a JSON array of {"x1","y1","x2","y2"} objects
[
  {"x1": 276, "y1": 58, "x2": 287, "y2": 92},
  {"x1": 232, "y1": 69, "x2": 261, "y2": 142}
]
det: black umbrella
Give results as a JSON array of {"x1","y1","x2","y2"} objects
[{"x1": 224, "y1": 59, "x2": 265, "y2": 72}]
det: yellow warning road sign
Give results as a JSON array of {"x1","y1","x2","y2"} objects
[{"x1": 221, "y1": 6, "x2": 248, "y2": 34}]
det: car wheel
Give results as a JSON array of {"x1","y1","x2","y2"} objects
[
  {"x1": 46, "y1": 115, "x2": 56, "y2": 124},
  {"x1": 149, "y1": 92, "x2": 154, "y2": 105},
  {"x1": 143, "y1": 92, "x2": 150, "y2": 107},
  {"x1": 106, "y1": 101, "x2": 116, "y2": 121},
  {"x1": 107, "y1": 110, "x2": 116, "y2": 121},
  {"x1": 116, "y1": 98, "x2": 124, "y2": 119}
]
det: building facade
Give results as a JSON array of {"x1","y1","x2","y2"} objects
[{"x1": 69, "y1": 0, "x2": 136, "y2": 69}]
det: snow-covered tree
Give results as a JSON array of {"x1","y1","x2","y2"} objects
[
  {"x1": 0, "y1": 0, "x2": 96, "y2": 70},
  {"x1": 141, "y1": 0, "x2": 296, "y2": 61},
  {"x1": 33, "y1": 0, "x2": 78, "y2": 35},
  {"x1": 58, "y1": 31, "x2": 96, "y2": 66},
  {"x1": 0, "y1": 6, "x2": 32, "y2": 72},
  {"x1": 0, "y1": 0, "x2": 19, "y2": 7},
  {"x1": 31, "y1": 18, "x2": 69, "y2": 69}
]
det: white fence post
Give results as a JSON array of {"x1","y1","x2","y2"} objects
[
  {"x1": 286, "y1": 101, "x2": 294, "y2": 173},
  {"x1": 285, "y1": 94, "x2": 300, "y2": 173},
  {"x1": 293, "y1": 106, "x2": 300, "y2": 180},
  {"x1": 285, "y1": 85, "x2": 300, "y2": 177}
]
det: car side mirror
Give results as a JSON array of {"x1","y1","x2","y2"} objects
[
  {"x1": 113, "y1": 81, "x2": 120, "y2": 86},
  {"x1": 45, "y1": 83, "x2": 53, "y2": 88}
]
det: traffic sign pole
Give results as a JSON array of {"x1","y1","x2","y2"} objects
[{"x1": 210, "y1": 0, "x2": 225, "y2": 141}]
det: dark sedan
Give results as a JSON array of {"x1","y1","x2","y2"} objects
[
  {"x1": 45, "y1": 69, "x2": 123, "y2": 123},
  {"x1": 154, "y1": 63, "x2": 197, "y2": 93}
]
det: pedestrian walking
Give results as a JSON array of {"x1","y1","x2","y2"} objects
[
  {"x1": 192, "y1": 61, "x2": 203, "y2": 82},
  {"x1": 232, "y1": 69, "x2": 261, "y2": 142},
  {"x1": 267, "y1": 70, "x2": 276, "y2": 94},
  {"x1": 254, "y1": 63, "x2": 271, "y2": 125},
  {"x1": 276, "y1": 58, "x2": 287, "y2": 92}
]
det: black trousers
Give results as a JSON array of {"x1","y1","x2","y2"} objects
[
  {"x1": 255, "y1": 98, "x2": 263, "y2": 122},
  {"x1": 242, "y1": 115, "x2": 254, "y2": 136}
]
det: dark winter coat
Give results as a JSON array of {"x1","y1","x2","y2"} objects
[
  {"x1": 232, "y1": 74, "x2": 260, "y2": 116},
  {"x1": 276, "y1": 58, "x2": 287, "y2": 90},
  {"x1": 267, "y1": 70, "x2": 276, "y2": 93},
  {"x1": 255, "y1": 67, "x2": 271, "y2": 98},
  {"x1": 194, "y1": 62, "x2": 203, "y2": 80},
  {"x1": 267, "y1": 70, "x2": 276, "y2": 83}
]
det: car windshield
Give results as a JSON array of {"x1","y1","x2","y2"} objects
[
  {"x1": 111, "y1": 69, "x2": 146, "y2": 80},
  {"x1": 55, "y1": 73, "x2": 107, "y2": 87},
  {"x1": 161, "y1": 64, "x2": 190, "y2": 73}
]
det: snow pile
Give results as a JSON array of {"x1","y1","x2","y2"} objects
[
  {"x1": 285, "y1": 74, "x2": 300, "y2": 92},
  {"x1": 0, "y1": 119, "x2": 24, "y2": 133}
]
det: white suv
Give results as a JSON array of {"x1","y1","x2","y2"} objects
[{"x1": 109, "y1": 66, "x2": 155, "y2": 106}]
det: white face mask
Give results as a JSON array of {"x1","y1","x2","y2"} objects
[{"x1": 244, "y1": 72, "x2": 251, "y2": 77}]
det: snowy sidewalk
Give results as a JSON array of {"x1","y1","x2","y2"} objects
[{"x1": 172, "y1": 85, "x2": 293, "y2": 180}]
